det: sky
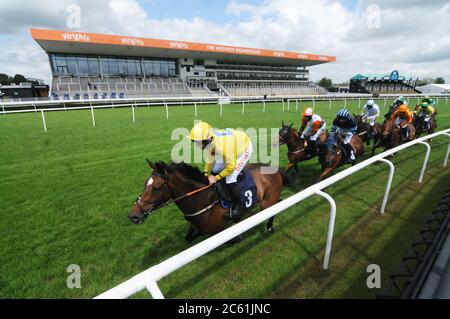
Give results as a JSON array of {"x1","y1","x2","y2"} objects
[{"x1": 0, "y1": 0, "x2": 449, "y2": 84}]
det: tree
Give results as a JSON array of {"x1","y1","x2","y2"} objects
[
  {"x1": 433, "y1": 77, "x2": 445, "y2": 84},
  {"x1": 0, "y1": 73, "x2": 12, "y2": 85},
  {"x1": 12, "y1": 74, "x2": 28, "y2": 85},
  {"x1": 317, "y1": 77, "x2": 333, "y2": 89}
]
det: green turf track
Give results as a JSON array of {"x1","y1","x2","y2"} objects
[{"x1": 0, "y1": 98, "x2": 449, "y2": 298}]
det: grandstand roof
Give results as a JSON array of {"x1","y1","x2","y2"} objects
[{"x1": 31, "y1": 29, "x2": 336, "y2": 67}]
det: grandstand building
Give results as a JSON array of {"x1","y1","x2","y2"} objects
[
  {"x1": 31, "y1": 29, "x2": 335, "y2": 100},
  {"x1": 349, "y1": 71, "x2": 418, "y2": 95}
]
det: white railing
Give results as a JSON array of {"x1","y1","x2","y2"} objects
[
  {"x1": 95, "y1": 129, "x2": 450, "y2": 299},
  {"x1": 2, "y1": 95, "x2": 448, "y2": 133}
]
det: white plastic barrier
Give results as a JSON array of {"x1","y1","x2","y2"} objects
[{"x1": 95, "y1": 129, "x2": 450, "y2": 299}]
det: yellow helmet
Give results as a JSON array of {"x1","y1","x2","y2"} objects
[{"x1": 187, "y1": 121, "x2": 212, "y2": 141}]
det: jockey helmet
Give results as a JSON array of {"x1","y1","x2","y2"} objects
[
  {"x1": 337, "y1": 108, "x2": 350, "y2": 118},
  {"x1": 420, "y1": 102, "x2": 429, "y2": 109},
  {"x1": 397, "y1": 105, "x2": 408, "y2": 113},
  {"x1": 303, "y1": 107, "x2": 313, "y2": 117},
  {"x1": 367, "y1": 99, "x2": 375, "y2": 107},
  {"x1": 187, "y1": 121, "x2": 212, "y2": 141}
]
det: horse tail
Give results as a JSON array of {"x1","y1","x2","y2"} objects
[{"x1": 279, "y1": 168, "x2": 294, "y2": 187}]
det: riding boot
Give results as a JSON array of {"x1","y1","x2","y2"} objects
[
  {"x1": 343, "y1": 143, "x2": 355, "y2": 164},
  {"x1": 224, "y1": 182, "x2": 244, "y2": 222}
]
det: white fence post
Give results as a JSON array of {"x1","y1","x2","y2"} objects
[
  {"x1": 417, "y1": 141, "x2": 431, "y2": 183},
  {"x1": 263, "y1": 101, "x2": 266, "y2": 113},
  {"x1": 242, "y1": 101, "x2": 245, "y2": 115},
  {"x1": 287, "y1": 100, "x2": 290, "y2": 112},
  {"x1": 165, "y1": 103, "x2": 169, "y2": 120},
  {"x1": 146, "y1": 282, "x2": 164, "y2": 299},
  {"x1": 315, "y1": 191, "x2": 337, "y2": 270},
  {"x1": 40, "y1": 109, "x2": 47, "y2": 132},
  {"x1": 132, "y1": 104, "x2": 136, "y2": 123},
  {"x1": 328, "y1": 99, "x2": 332, "y2": 110},
  {"x1": 444, "y1": 133, "x2": 450, "y2": 167},
  {"x1": 312, "y1": 99, "x2": 316, "y2": 111},
  {"x1": 90, "y1": 106, "x2": 96, "y2": 127},
  {"x1": 194, "y1": 102, "x2": 197, "y2": 118},
  {"x1": 1, "y1": 103, "x2": 5, "y2": 115},
  {"x1": 220, "y1": 103, "x2": 223, "y2": 117},
  {"x1": 282, "y1": 100, "x2": 285, "y2": 112},
  {"x1": 377, "y1": 158, "x2": 395, "y2": 214}
]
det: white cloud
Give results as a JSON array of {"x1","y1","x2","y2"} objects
[{"x1": 0, "y1": 0, "x2": 449, "y2": 84}]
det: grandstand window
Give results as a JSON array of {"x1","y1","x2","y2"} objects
[
  {"x1": 160, "y1": 61, "x2": 169, "y2": 77},
  {"x1": 66, "y1": 57, "x2": 78, "y2": 76},
  {"x1": 107, "y1": 58, "x2": 119, "y2": 76},
  {"x1": 118, "y1": 59, "x2": 127, "y2": 75},
  {"x1": 77, "y1": 57, "x2": 89, "y2": 75},
  {"x1": 88, "y1": 57, "x2": 100, "y2": 76},
  {"x1": 153, "y1": 61, "x2": 161, "y2": 77}
]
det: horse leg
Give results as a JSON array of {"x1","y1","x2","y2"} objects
[
  {"x1": 316, "y1": 167, "x2": 333, "y2": 183},
  {"x1": 294, "y1": 162, "x2": 299, "y2": 174},
  {"x1": 185, "y1": 224, "x2": 200, "y2": 243},
  {"x1": 285, "y1": 162, "x2": 295, "y2": 173}
]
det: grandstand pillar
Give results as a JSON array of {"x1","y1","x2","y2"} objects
[{"x1": 40, "y1": 110, "x2": 47, "y2": 132}]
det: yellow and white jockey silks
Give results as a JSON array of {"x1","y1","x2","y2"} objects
[{"x1": 203, "y1": 128, "x2": 252, "y2": 183}]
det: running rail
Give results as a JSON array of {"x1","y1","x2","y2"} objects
[{"x1": 95, "y1": 129, "x2": 450, "y2": 299}]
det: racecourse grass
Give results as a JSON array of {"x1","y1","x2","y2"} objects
[{"x1": 0, "y1": 98, "x2": 449, "y2": 298}]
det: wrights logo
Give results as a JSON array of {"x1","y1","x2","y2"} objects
[
  {"x1": 61, "y1": 33, "x2": 90, "y2": 42},
  {"x1": 121, "y1": 37, "x2": 144, "y2": 46}
]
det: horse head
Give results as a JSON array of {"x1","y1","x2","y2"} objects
[
  {"x1": 277, "y1": 122, "x2": 296, "y2": 146},
  {"x1": 128, "y1": 159, "x2": 172, "y2": 224}
]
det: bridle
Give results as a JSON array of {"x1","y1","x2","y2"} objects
[{"x1": 134, "y1": 171, "x2": 216, "y2": 219}]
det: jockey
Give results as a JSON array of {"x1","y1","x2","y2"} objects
[
  {"x1": 415, "y1": 102, "x2": 435, "y2": 131},
  {"x1": 386, "y1": 96, "x2": 406, "y2": 118},
  {"x1": 422, "y1": 96, "x2": 436, "y2": 107},
  {"x1": 361, "y1": 99, "x2": 380, "y2": 137},
  {"x1": 392, "y1": 104, "x2": 413, "y2": 142},
  {"x1": 299, "y1": 107, "x2": 326, "y2": 153},
  {"x1": 187, "y1": 121, "x2": 253, "y2": 221},
  {"x1": 331, "y1": 109, "x2": 357, "y2": 164}
]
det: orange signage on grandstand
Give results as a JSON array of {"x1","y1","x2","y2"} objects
[{"x1": 31, "y1": 28, "x2": 336, "y2": 63}]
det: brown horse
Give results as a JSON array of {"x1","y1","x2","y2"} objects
[
  {"x1": 277, "y1": 122, "x2": 317, "y2": 173},
  {"x1": 373, "y1": 120, "x2": 416, "y2": 154},
  {"x1": 354, "y1": 114, "x2": 383, "y2": 149},
  {"x1": 316, "y1": 132, "x2": 364, "y2": 182},
  {"x1": 128, "y1": 160, "x2": 288, "y2": 242}
]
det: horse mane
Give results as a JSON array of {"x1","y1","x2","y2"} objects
[{"x1": 164, "y1": 161, "x2": 209, "y2": 184}]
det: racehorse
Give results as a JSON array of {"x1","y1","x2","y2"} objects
[
  {"x1": 373, "y1": 120, "x2": 416, "y2": 154},
  {"x1": 277, "y1": 122, "x2": 317, "y2": 173},
  {"x1": 354, "y1": 114, "x2": 383, "y2": 148},
  {"x1": 128, "y1": 160, "x2": 288, "y2": 242},
  {"x1": 316, "y1": 132, "x2": 364, "y2": 182}
]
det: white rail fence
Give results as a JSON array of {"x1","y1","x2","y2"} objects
[
  {"x1": 2, "y1": 95, "x2": 449, "y2": 133},
  {"x1": 95, "y1": 129, "x2": 450, "y2": 299}
]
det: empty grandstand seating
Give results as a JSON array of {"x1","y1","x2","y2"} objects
[
  {"x1": 51, "y1": 76, "x2": 194, "y2": 99},
  {"x1": 220, "y1": 81, "x2": 327, "y2": 96}
]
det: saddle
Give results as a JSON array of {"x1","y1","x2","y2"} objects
[{"x1": 216, "y1": 169, "x2": 258, "y2": 210}]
